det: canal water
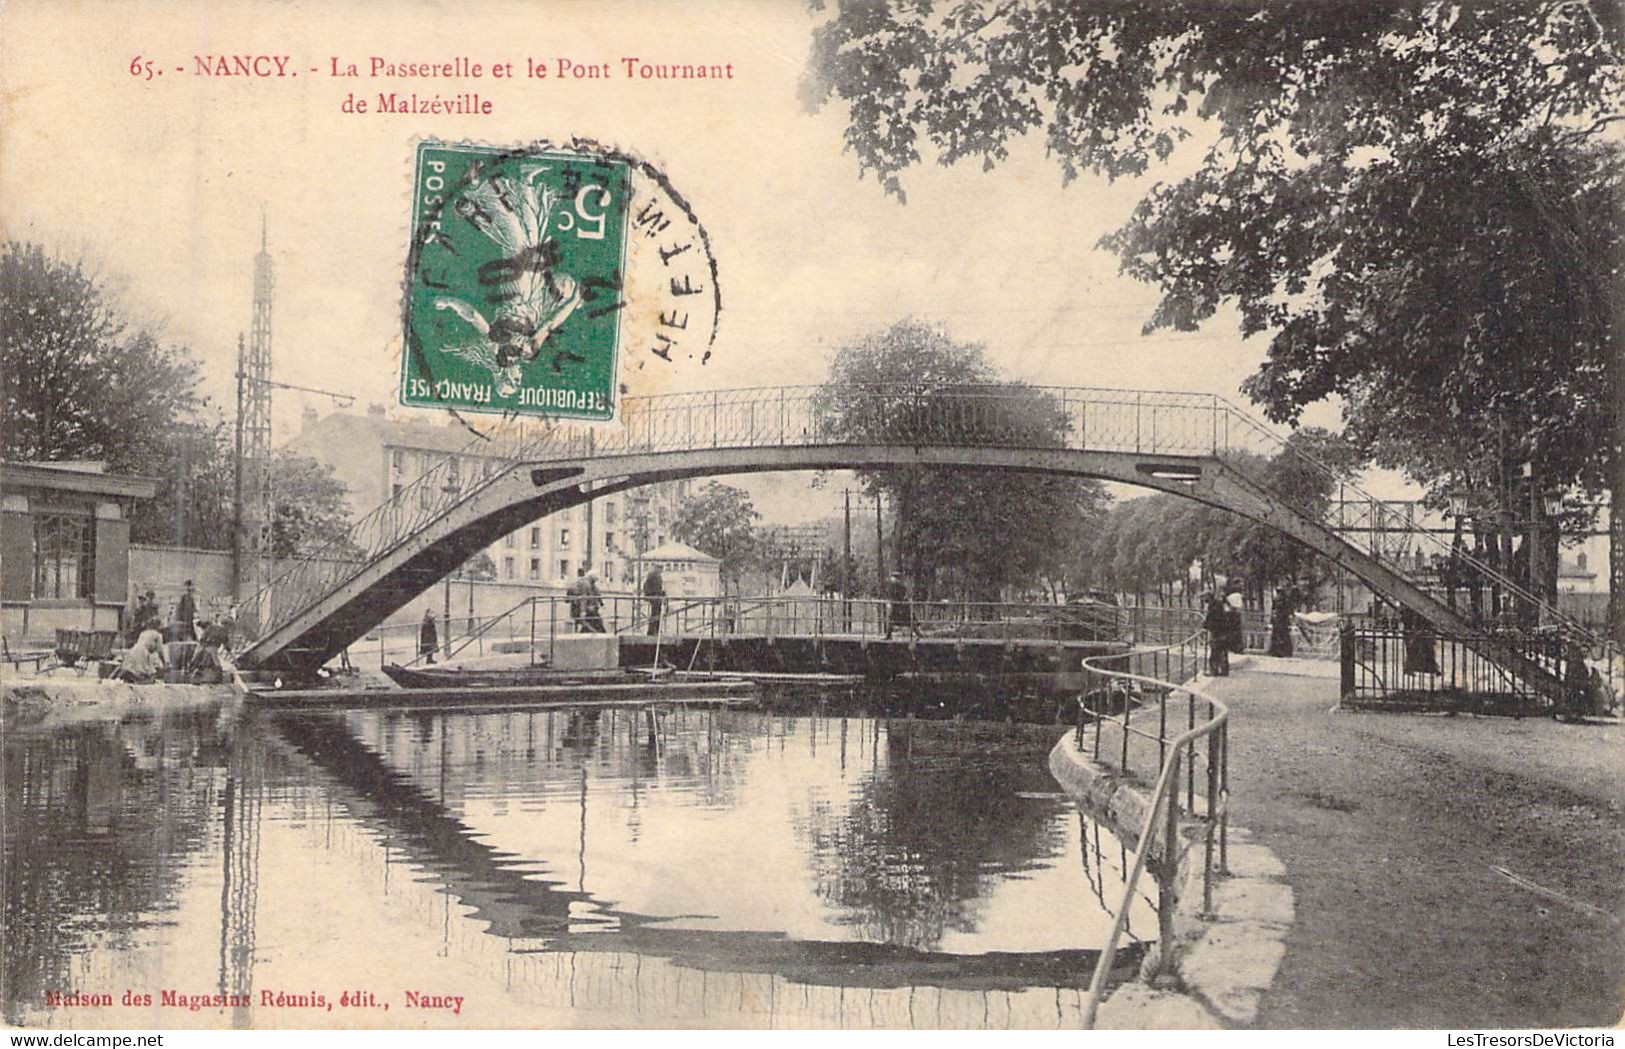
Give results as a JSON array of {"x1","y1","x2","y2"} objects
[{"x1": 3, "y1": 693, "x2": 1153, "y2": 1030}]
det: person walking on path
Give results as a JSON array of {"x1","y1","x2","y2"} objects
[
  {"x1": 1267, "y1": 585, "x2": 1296, "y2": 657},
  {"x1": 172, "y1": 580, "x2": 198, "y2": 642},
  {"x1": 642, "y1": 565, "x2": 666, "y2": 637},
  {"x1": 1224, "y1": 588, "x2": 1247, "y2": 658},
  {"x1": 419, "y1": 609, "x2": 439, "y2": 664},
  {"x1": 126, "y1": 590, "x2": 158, "y2": 646},
  {"x1": 1203, "y1": 591, "x2": 1230, "y2": 676}
]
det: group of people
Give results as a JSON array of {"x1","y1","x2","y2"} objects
[
  {"x1": 126, "y1": 580, "x2": 233, "y2": 646},
  {"x1": 125, "y1": 580, "x2": 195, "y2": 645},
  {"x1": 117, "y1": 581, "x2": 235, "y2": 684},
  {"x1": 414, "y1": 565, "x2": 650, "y2": 667},
  {"x1": 1203, "y1": 588, "x2": 1248, "y2": 676},
  {"x1": 568, "y1": 568, "x2": 608, "y2": 633}
]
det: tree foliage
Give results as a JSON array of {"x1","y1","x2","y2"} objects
[
  {"x1": 813, "y1": 320, "x2": 1108, "y2": 600},
  {"x1": 127, "y1": 419, "x2": 236, "y2": 547},
  {"x1": 1082, "y1": 428, "x2": 1361, "y2": 605},
  {"x1": 671, "y1": 481, "x2": 765, "y2": 586},
  {"x1": 1, "y1": 241, "x2": 205, "y2": 474},
  {"x1": 265, "y1": 450, "x2": 357, "y2": 560},
  {"x1": 2, "y1": 241, "x2": 356, "y2": 554}
]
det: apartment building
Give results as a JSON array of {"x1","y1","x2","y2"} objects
[{"x1": 286, "y1": 405, "x2": 691, "y2": 589}]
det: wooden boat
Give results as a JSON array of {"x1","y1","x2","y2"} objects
[{"x1": 382, "y1": 663, "x2": 672, "y2": 690}]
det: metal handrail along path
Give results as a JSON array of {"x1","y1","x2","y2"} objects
[{"x1": 1076, "y1": 630, "x2": 1230, "y2": 1029}]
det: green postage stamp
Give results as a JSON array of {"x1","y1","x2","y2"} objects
[{"x1": 401, "y1": 142, "x2": 632, "y2": 420}]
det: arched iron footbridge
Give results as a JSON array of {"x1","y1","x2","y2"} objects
[{"x1": 237, "y1": 383, "x2": 1586, "y2": 694}]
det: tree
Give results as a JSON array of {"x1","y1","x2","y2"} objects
[
  {"x1": 805, "y1": 2, "x2": 1624, "y2": 638},
  {"x1": 264, "y1": 451, "x2": 356, "y2": 560},
  {"x1": 0, "y1": 241, "x2": 265, "y2": 551},
  {"x1": 127, "y1": 418, "x2": 235, "y2": 548},
  {"x1": 671, "y1": 481, "x2": 765, "y2": 588},
  {"x1": 1080, "y1": 429, "x2": 1361, "y2": 606},
  {"x1": 464, "y1": 552, "x2": 498, "y2": 581},
  {"x1": 1, "y1": 242, "x2": 205, "y2": 472},
  {"x1": 812, "y1": 320, "x2": 1108, "y2": 601}
]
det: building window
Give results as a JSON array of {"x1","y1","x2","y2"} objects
[
  {"x1": 605, "y1": 531, "x2": 616, "y2": 551},
  {"x1": 503, "y1": 533, "x2": 515, "y2": 548},
  {"x1": 559, "y1": 528, "x2": 571, "y2": 548},
  {"x1": 560, "y1": 559, "x2": 570, "y2": 578},
  {"x1": 529, "y1": 527, "x2": 541, "y2": 548},
  {"x1": 502, "y1": 557, "x2": 515, "y2": 579},
  {"x1": 419, "y1": 484, "x2": 432, "y2": 510},
  {"x1": 392, "y1": 483, "x2": 403, "y2": 499},
  {"x1": 391, "y1": 449, "x2": 404, "y2": 472},
  {"x1": 529, "y1": 558, "x2": 541, "y2": 581},
  {"x1": 1577, "y1": 552, "x2": 1588, "y2": 571},
  {"x1": 605, "y1": 503, "x2": 618, "y2": 525},
  {"x1": 34, "y1": 514, "x2": 94, "y2": 599}
]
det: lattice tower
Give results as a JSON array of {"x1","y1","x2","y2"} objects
[{"x1": 243, "y1": 218, "x2": 275, "y2": 590}]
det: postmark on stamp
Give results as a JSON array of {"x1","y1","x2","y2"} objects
[{"x1": 401, "y1": 140, "x2": 721, "y2": 422}]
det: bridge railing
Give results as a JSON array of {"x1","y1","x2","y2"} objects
[
  {"x1": 382, "y1": 592, "x2": 1149, "y2": 666},
  {"x1": 239, "y1": 381, "x2": 1593, "y2": 658},
  {"x1": 1210, "y1": 399, "x2": 1595, "y2": 646},
  {"x1": 1074, "y1": 630, "x2": 1229, "y2": 1028}
]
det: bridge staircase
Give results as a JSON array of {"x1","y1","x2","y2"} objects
[{"x1": 235, "y1": 385, "x2": 1594, "y2": 693}]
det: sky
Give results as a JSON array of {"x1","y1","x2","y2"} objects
[{"x1": 1, "y1": 0, "x2": 1389, "y2": 523}]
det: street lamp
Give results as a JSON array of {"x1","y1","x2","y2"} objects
[{"x1": 441, "y1": 471, "x2": 462, "y2": 658}]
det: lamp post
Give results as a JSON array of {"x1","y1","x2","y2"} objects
[{"x1": 441, "y1": 471, "x2": 461, "y2": 658}]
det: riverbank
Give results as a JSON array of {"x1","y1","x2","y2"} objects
[
  {"x1": 1047, "y1": 670, "x2": 1294, "y2": 1030},
  {"x1": 3, "y1": 673, "x2": 238, "y2": 730}
]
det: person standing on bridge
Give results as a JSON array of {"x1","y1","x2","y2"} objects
[
  {"x1": 419, "y1": 608, "x2": 439, "y2": 664},
  {"x1": 567, "y1": 567, "x2": 592, "y2": 632},
  {"x1": 885, "y1": 571, "x2": 916, "y2": 641},
  {"x1": 643, "y1": 565, "x2": 666, "y2": 636},
  {"x1": 583, "y1": 573, "x2": 606, "y2": 633}
]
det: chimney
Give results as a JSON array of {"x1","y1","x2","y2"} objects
[{"x1": 301, "y1": 406, "x2": 319, "y2": 432}]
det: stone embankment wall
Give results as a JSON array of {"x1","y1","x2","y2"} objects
[{"x1": 1048, "y1": 726, "x2": 1294, "y2": 1029}]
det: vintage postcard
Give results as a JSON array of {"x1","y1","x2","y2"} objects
[{"x1": 2, "y1": 0, "x2": 1620, "y2": 1037}]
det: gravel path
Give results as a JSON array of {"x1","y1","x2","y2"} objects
[{"x1": 1206, "y1": 662, "x2": 1624, "y2": 1028}]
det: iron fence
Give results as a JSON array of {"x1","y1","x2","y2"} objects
[
  {"x1": 1073, "y1": 629, "x2": 1229, "y2": 1029},
  {"x1": 399, "y1": 594, "x2": 1141, "y2": 669},
  {"x1": 1338, "y1": 625, "x2": 1592, "y2": 714}
]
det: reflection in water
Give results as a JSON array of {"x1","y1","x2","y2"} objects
[{"x1": 3, "y1": 697, "x2": 1152, "y2": 1029}]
